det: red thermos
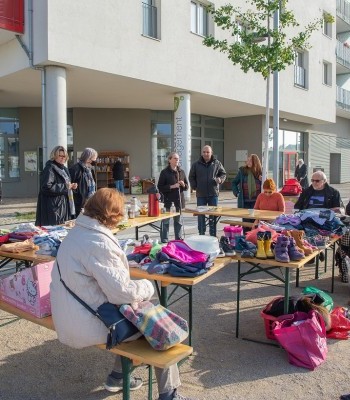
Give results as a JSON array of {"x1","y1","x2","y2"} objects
[{"x1": 148, "y1": 185, "x2": 160, "y2": 217}]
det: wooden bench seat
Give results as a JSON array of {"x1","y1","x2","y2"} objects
[
  {"x1": 220, "y1": 219, "x2": 254, "y2": 228},
  {"x1": 0, "y1": 300, "x2": 193, "y2": 400}
]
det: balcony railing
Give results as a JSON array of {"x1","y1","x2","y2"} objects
[
  {"x1": 336, "y1": 40, "x2": 350, "y2": 69},
  {"x1": 294, "y1": 65, "x2": 306, "y2": 88},
  {"x1": 337, "y1": 0, "x2": 350, "y2": 26},
  {"x1": 142, "y1": 2, "x2": 158, "y2": 39},
  {"x1": 337, "y1": 86, "x2": 350, "y2": 111}
]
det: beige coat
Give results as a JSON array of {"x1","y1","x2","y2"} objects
[{"x1": 50, "y1": 214, "x2": 154, "y2": 349}]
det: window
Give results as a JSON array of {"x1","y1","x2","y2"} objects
[
  {"x1": 151, "y1": 111, "x2": 172, "y2": 180},
  {"x1": 0, "y1": 109, "x2": 20, "y2": 180},
  {"x1": 191, "y1": 1, "x2": 208, "y2": 36},
  {"x1": 142, "y1": 0, "x2": 159, "y2": 39},
  {"x1": 323, "y1": 62, "x2": 332, "y2": 86},
  {"x1": 322, "y1": 13, "x2": 332, "y2": 38},
  {"x1": 191, "y1": 114, "x2": 224, "y2": 164},
  {"x1": 294, "y1": 51, "x2": 307, "y2": 89}
]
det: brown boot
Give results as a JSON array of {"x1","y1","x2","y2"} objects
[
  {"x1": 283, "y1": 230, "x2": 304, "y2": 254},
  {"x1": 290, "y1": 230, "x2": 313, "y2": 255}
]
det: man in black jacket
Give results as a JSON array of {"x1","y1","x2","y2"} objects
[
  {"x1": 294, "y1": 171, "x2": 342, "y2": 211},
  {"x1": 112, "y1": 158, "x2": 124, "y2": 193},
  {"x1": 189, "y1": 145, "x2": 226, "y2": 236}
]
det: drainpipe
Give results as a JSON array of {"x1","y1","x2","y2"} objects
[{"x1": 15, "y1": 0, "x2": 47, "y2": 167}]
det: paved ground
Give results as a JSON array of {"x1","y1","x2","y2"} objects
[{"x1": 1, "y1": 186, "x2": 350, "y2": 400}]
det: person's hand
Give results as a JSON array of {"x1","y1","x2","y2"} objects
[
  {"x1": 258, "y1": 175, "x2": 262, "y2": 181},
  {"x1": 178, "y1": 180, "x2": 185, "y2": 187},
  {"x1": 171, "y1": 183, "x2": 180, "y2": 189},
  {"x1": 68, "y1": 183, "x2": 78, "y2": 190},
  {"x1": 215, "y1": 177, "x2": 221, "y2": 184}
]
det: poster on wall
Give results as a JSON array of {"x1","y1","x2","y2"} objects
[{"x1": 24, "y1": 151, "x2": 37, "y2": 172}]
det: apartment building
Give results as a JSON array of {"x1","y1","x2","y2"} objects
[{"x1": 0, "y1": 0, "x2": 346, "y2": 198}]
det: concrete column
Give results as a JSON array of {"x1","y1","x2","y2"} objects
[
  {"x1": 174, "y1": 93, "x2": 191, "y2": 201},
  {"x1": 44, "y1": 66, "x2": 67, "y2": 162}
]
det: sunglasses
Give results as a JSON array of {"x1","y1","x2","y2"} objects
[
  {"x1": 311, "y1": 179, "x2": 322, "y2": 183},
  {"x1": 264, "y1": 191, "x2": 273, "y2": 194}
]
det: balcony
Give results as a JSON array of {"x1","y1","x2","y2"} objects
[
  {"x1": 337, "y1": 0, "x2": 350, "y2": 27},
  {"x1": 336, "y1": 85, "x2": 350, "y2": 112},
  {"x1": 336, "y1": 40, "x2": 350, "y2": 71},
  {"x1": 294, "y1": 66, "x2": 306, "y2": 88},
  {"x1": 142, "y1": 2, "x2": 158, "y2": 39}
]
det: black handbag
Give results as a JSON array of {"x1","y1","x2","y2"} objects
[{"x1": 56, "y1": 261, "x2": 138, "y2": 349}]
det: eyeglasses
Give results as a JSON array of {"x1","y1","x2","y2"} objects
[
  {"x1": 311, "y1": 179, "x2": 322, "y2": 183},
  {"x1": 58, "y1": 154, "x2": 66, "y2": 158},
  {"x1": 264, "y1": 191, "x2": 273, "y2": 194}
]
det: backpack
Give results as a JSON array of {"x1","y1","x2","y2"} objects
[{"x1": 280, "y1": 178, "x2": 302, "y2": 196}]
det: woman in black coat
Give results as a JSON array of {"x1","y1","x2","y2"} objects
[
  {"x1": 69, "y1": 147, "x2": 98, "y2": 216},
  {"x1": 294, "y1": 159, "x2": 309, "y2": 189},
  {"x1": 157, "y1": 152, "x2": 189, "y2": 243},
  {"x1": 35, "y1": 146, "x2": 77, "y2": 226}
]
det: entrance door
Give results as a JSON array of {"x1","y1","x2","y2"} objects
[
  {"x1": 330, "y1": 153, "x2": 341, "y2": 184},
  {"x1": 283, "y1": 151, "x2": 298, "y2": 183}
]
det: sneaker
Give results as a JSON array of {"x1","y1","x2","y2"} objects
[
  {"x1": 158, "y1": 389, "x2": 195, "y2": 400},
  {"x1": 219, "y1": 236, "x2": 236, "y2": 256},
  {"x1": 217, "y1": 245, "x2": 225, "y2": 258},
  {"x1": 104, "y1": 374, "x2": 143, "y2": 393}
]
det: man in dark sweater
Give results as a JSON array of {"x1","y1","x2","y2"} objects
[{"x1": 294, "y1": 171, "x2": 342, "y2": 211}]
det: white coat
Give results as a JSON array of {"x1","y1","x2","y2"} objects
[{"x1": 50, "y1": 214, "x2": 154, "y2": 349}]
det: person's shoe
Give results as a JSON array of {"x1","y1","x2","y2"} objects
[
  {"x1": 171, "y1": 389, "x2": 196, "y2": 400},
  {"x1": 219, "y1": 236, "x2": 236, "y2": 256},
  {"x1": 217, "y1": 244, "x2": 226, "y2": 258},
  {"x1": 104, "y1": 374, "x2": 143, "y2": 393},
  {"x1": 319, "y1": 251, "x2": 325, "y2": 262},
  {"x1": 241, "y1": 249, "x2": 255, "y2": 258},
  {"x1": 256, "y1": 231, "x2": 267, "y2": 259}
]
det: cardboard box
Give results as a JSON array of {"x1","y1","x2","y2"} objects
[{"x1": 0, "y1": 261, "x2": 54, "y2": 318}]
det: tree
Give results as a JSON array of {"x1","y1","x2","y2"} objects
[{"x1": 203, "y1": 0, "x2": 332, "y2": 182}]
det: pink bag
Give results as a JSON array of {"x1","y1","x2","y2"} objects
[
  {"x1": 245, "y1": 225, "x2": 279, "y2": 245},
  {"x1": 273, "y1": 310, "x2": 327, "y2": 370},
  {"x1": 161, "y1": 240, "x2": 208, "y2": 264}
]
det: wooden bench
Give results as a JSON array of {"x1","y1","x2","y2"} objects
[
  {"x1": 0, "y1": 300, "x2": 193, "y2": 400},
  {"x1": 219, "y1": 219, "x2": 254, "y2": 228}
]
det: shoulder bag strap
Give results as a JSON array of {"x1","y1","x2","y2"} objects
[{"x1": 56, "y1": 260, "x2": 100, "y2": 319}]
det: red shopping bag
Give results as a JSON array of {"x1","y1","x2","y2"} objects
[
  {"x1": 273, "y1": 310, "x2": 327, "y2": 370},
  {"x1": 326, "y1": 307, "x2": 350, "y2": 340}
]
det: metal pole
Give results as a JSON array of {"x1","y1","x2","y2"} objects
[{"x1": 272, "y1": 3, "x2": 280, "y2": 187}]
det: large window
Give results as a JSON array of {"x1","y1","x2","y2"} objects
[
  {"x1": 294, "y1": 51, "x2": 307, "y2": 89},
  {"x1": 191, "y1": 1, "x2": 208, "y2": 36},
  {"x1": 151, "y1": 111, "x2": 172, "y2": 180},
  {"x1": 0, "y1": 109, "x2": 20, "y2": 180},
  {"x1": 191, "y1": 114, "x2": 224, "y2": 164}
]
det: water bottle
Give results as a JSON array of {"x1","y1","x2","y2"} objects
[{"x1": 170, "y1": 202, "x2": 176, "y2": 214}]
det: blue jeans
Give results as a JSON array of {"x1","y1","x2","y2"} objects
[
  {"x1": 197, "y1": 196, "x2": 218, "y2": 236},
  {"x1": 115, "y1": 180, "x2": 124, "y2": 193},
  {"x1": 160, "y1": 208, "x2": 182, "y2": 242}
]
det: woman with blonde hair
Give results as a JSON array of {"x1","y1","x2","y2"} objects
[
  {"x1": 36, "y1": 145, "x2": 77, "y2": 226},
  {"x1": 50, "y1": 188, "x2": 194, "y2": 400}
]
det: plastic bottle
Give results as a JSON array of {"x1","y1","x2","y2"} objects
[{"x1": 170, "y1": 202, "x2": 176, "y2": 214}]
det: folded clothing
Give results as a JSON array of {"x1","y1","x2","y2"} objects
[{"x1": 0, "y1": 239, "x2": 39, "y2": 253}]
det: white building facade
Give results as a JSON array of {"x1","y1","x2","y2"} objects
[{"x1": 0, "y1": 0, "x2": 348, "y2": 197}]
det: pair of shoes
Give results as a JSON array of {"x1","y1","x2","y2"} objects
[
  {"x1": 104, "y1": 374, "x2": 143, "y2": 393},
  {"x1": 241, "y1": 249, "x2": 255, "y2": 258},
  {"x1": 235, "y1": 236, "x2": 257, "y2": 255},
  {"x1": 219, "y1": 236, "x2": 236, "y2": 256},
  {"x1": 256, "y1": 231, "x2": 274, "y2": 259},
  {"x1": 274, "y1": 235, "x2": 305, "y2": 263}
]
